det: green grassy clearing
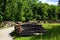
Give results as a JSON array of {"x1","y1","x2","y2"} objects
[{"x1": 12, "y1": 23, "x2": 60, "y2": 40}]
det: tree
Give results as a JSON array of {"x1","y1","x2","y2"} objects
[
  {"x1": 41, "y1": 3, "x2": 49, "y2": 20},
  {"x1": 58, "y1": 0, "x2": 60, "y2": 5},
  {"x1": 58, "y1": 6, "x2": 60, "y2": 19},
  {"x1": 0, "y1": 15, "x2": 3, "y2": 22},
  {"x1": 3, "y1": 0, "x2": 18, "y2": 21},
  {"x1": 0, "y1": 0, "x2": 60, "y2": 22}
]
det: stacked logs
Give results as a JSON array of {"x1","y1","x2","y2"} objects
[
  {"x1": 14, "y1": 21, "x2": 47, "y2": 35},
  {"x1": 14, "y1": 21, "x2": 41, "y2": 33},
  {"x1": 15, "y1": 22, "x2": 23, "y2": 33}
]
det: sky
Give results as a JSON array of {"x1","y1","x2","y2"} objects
[{"x1": 39, "y1": 0, "x2": 58, "y2": 5}]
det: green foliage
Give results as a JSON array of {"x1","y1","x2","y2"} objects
[
  {"x1": 0, "y1": 0, "x2": 60, "y2": 22},
  {"x1": 0, "y1": 15, "x2": 3, "y2": 22}
]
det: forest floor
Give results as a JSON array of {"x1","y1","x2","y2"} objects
[{"x1": 0, "y1": 27, "x2": 14, "y2": 40}]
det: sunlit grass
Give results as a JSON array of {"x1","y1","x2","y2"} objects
[
  {"x1": 13, "y1": 23, "x2": 60, "y2": 40},
  {"x1": 42, "y1": 23, "x2": 60, "y2": 29}
]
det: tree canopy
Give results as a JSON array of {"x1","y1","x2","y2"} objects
[{"x1": 0, "y1": 0, "x2": 60, "y2": 22}]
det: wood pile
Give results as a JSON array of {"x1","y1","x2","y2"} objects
[{"x1": 14, "y1": 22, "x2": 47, "y2": 35}]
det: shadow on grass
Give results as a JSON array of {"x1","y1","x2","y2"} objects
[
  {"x1": 10, "y1": 31, "x2": 32, "y2": 38},
  {"x1": 43, "y1": 25, "x2": 60, "y2": 40},
  {"x1": 30, "y1": 25, "x2": 60, "y2": 40},
  {"x1": 10, "y1": 31, "x2": 21, "y2": 38},
  {"x1": 10, "y1": 25, "x2": 60, "y2": 40}
]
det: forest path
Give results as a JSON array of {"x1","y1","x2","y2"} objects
[{"x1": 0, "y1": 27, "x2": 14, "y2": 40}]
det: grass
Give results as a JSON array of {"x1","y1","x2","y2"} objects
[
  {"x1": 42, "y1": 23, "x2": 60, "y2": 29},
  {"x1": 12, "y1": 23, "x2": 60, "y2": 40}
]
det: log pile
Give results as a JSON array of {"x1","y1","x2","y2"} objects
[{"x1": 14, "y1": 22, "x2": 47, "y2": 35}]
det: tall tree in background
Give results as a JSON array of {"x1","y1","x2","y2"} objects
[
  {"x1": 3, "y1": 0, "x2": 18, "y2": 21},
  {"x1": 10, "y1": 0, "x2": 18, "y2": 21},
  {"x1": 3, "y1": 0, "x2": 11, "y2": 21},
  {"x1": 58, "y1": 6, "x2": 60, "y2": 19},
  {"x1": 2, "y1": 0, "x2": 6, "y2": 13},
  {"x1": 0, "y1": 0, "x2": 60, "y2": 22},
  {"x1": 15, "y1": 1, "x2": 22, "y2": 21},
  {"x1": 58, "y1": 0, "x2": 60, "y2": 5},
  {"x1": 47, "y1": 5, "x2": 57, "y2": 20},
  {"x1": 41, "y1": 3, "x2": 49, "y2": 20}
]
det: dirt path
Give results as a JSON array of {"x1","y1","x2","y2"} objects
[{"x1": 0, "y1": 27, "x2": 14, "y2": 40}]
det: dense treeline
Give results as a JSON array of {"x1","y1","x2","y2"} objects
[{"x1": 0, "y1": 0, "x2": 60, "y2": 22}]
